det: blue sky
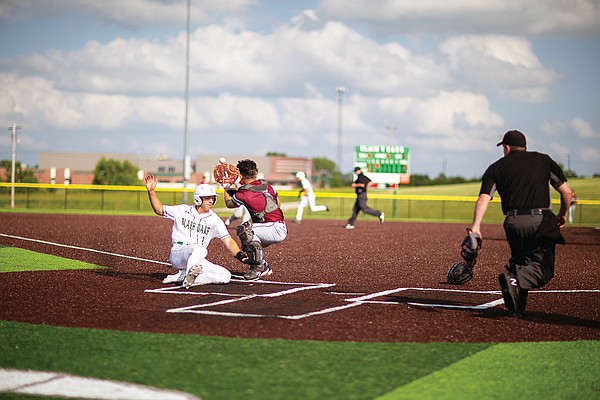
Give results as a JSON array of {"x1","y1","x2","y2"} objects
[{"x1": 1, "y1": 0, "x2": 599, "y2": 178}]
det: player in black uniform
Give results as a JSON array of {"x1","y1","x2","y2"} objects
[
  {"x1": 470, "y1": 130, "x2": 572, "y2": 317},
  {"x1": 346, "y1": 167, "x2": 385, "y2": 229}
]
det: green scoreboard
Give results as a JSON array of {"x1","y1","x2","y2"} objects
[{"x1": 353, "y1": 145, "x2": 410, "y2": 186}]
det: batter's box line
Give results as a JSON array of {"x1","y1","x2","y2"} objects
[
  {"x1": 346, "y1": 287, "x2": 600, "y2": 311},
  {"x1": 165, "y1": 283, "x2": 337, "y2": 318}
]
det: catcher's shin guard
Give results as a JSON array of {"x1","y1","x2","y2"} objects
[
  {"x1": 237, "y1": 221, "x2": 263, "y2": 264},
  {"x1": 244, "y1": 241, "x2": 264, "y2": 265}
]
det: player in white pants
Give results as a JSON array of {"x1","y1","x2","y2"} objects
[
  {"x1": 294, "y1": 171, "x2": 329, "y2": 223},
  {"x1": 145, "y1": 175, "x2": 251, "y2": 288},
  {"x1": 225, "y1": 205, "x2": 250, "y2": 226}
]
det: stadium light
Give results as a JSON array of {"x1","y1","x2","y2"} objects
[{"x1": 336, "y1": 86, "x2": 346, "y2": 172}]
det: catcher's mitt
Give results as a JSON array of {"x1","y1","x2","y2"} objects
[
  {"x1": 212, "y1": 161, "x2": 240, "y2": 185},
  {"x1": 447, "y1": 229, "x2": 482, "y2": 285}
]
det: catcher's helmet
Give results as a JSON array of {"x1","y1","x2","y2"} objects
[
  {"x1": 193, "y1": 184, "x2": 217, "y2": 206},
  {"x1": 296, "y1": 171, "x2": 306, "y2": 179}
]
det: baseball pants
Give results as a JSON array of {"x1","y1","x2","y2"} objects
[
  {"x1": 169, "y1": 245, "x2": 231, "y2": 284},
  {"x1": 295, "y1": 194, "x2": 328, "y2": 221}
]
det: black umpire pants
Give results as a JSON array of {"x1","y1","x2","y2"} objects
[
  {"x1": 503, "y1": 213, "x2": 556, "y2": 290},
  {"x1": 347, "y1": 192, "x2": 381, "y2": 225}
]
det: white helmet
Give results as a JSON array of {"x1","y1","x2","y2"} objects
[
  {"x1": 193, "y1": 184, "x2": 217, "y2": 206},
  {"x1": 296, "y1": 171, "x2": 306, "y2": 179}
]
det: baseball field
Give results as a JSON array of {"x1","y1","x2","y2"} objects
[{"x1": 1, "y1": 202, "x2": 598, "y2": 399}]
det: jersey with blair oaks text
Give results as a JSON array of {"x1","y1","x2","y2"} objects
[
  {"x1": 163, "y1": 205, "x2": 230, "y2": 247},
  {"x1": 479, "y1": 151, "x2": 567, "y2": 214},
  {"x1": 232, "y1": 180, "x2": 284, "y2": 222}
]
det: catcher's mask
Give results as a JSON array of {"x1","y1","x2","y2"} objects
[
  {"x1": 193, "y1": 184, "x2": 217, "y2": 206},
  {"x1": 447, "y1": 261, "x2": 473, "y2": 285}
]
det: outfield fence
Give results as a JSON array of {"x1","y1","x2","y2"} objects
[{"x1": 1, "y1": 183, "x2": 599, "y2": 225}]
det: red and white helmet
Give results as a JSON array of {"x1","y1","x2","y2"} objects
[{"x1": 193, "y1": 184, "x2": 217, "y2": 206}]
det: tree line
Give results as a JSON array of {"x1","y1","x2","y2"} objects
[{"x1": 0, "y1": 157, "x2": 583, "y2": 187}]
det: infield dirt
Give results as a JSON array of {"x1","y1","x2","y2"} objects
[{"x1": 1, "y1": 213, "x2": 598, "y2": 342}]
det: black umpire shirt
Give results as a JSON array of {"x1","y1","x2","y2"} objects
[
  {"x1": 479, "y1": 150, "x2": 568, "y2": 214},
  {"x1": 355, "y1": 173, "x2": 371, "y2": 194}
]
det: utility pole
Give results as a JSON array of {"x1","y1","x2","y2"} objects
[
  {"x1": 182, "y1": 0, "x2": 191, "y2": 203},
  {"x1": 8, "y1": 122, "x2": 21, "y2": 209}
]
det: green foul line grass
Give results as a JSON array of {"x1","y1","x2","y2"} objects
[{"x1": 0, "y1": 246, "x2": 103, "y2": 273}]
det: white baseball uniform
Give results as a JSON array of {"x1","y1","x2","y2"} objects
[
  {"x1": 163, "y1": 204, "x2": 231, "y2": 285},
  {"x1": 295, "y1": 176, "x2": 328, "y2": 221}
]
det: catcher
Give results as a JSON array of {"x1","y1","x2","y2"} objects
[
  {"x1": 213, "y1": 158, "x2": 287, "y2": 281},
  {"x1": 447, "y1": 229, "x2": 482, "y2": 285}
]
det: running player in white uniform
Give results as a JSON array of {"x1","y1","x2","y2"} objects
[
  {"x1": 145, "y1": 174, "x2": 250, "y2": 288},
  {"x1": 294, "y1": 171, "x2": 329, "y2": 223}
]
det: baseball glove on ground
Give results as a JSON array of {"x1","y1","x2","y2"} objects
[
  {"x1": 213, "y1": 162, "x2": 240, "y2": 185},
  {"x1": 447, "y1": 229, "x2": 482, "y2": 285}
]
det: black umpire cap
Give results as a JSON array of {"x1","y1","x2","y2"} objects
[{"x1": 497, "y1": 130, "x2": 527, "y2": 147}]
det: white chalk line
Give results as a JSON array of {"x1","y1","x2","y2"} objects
[
  {"x1": 0, "y1": 233, "x2": 170, "y2": 266},
  {"x1": 159, "y1": 284, "x2": 600, "y2": 319},
  {"x1": 165, "y1": 283, "x2": 337, "y2": 318},
  {"x1": 0, "y1": 368, "x2": 199, "y2": 400}
]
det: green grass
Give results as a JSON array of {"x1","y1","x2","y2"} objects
[
  {"x1": 378, "y1": 341, "x2": 600, "y2": 400},
  {"x1": 1, "y1": 321, "x2": 597, "y2": 400},
  {"x1": 1, "y1": 249, "x2": 599, "y2": 399},
  {"x1": 0, "y1": 246, "x2": 103, "y2": 272}
]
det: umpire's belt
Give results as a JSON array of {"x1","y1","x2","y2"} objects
[{"x1": 505, "y1": 208, "x2": 547, "y2": 217}]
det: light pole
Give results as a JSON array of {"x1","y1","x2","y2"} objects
[
  {"x1": 385, "y1": 122, "x2": 396, "y2": 145},
  {"x1": 182, "y1": 0, "x2": 191, "y2": 203},
  {"x1": 8, "y1": 122, "x2": 21, "y2": 209},
  {"x1": 336, "y1": 86, "x2": 346, "y2": 172}
]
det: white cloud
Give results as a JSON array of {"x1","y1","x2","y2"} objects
[
  {"x1": 317, "y1": 0, "x2": 600, "y2": 36},
  {"x1": 581, "y1": 147, "x2": 600, "y2": 163},
  {"x1": 440, "y1": 35, "x2": 559, "y2": 103},
  {"x1": 570, "y1": 117, "x2": 599, "y2": 139}
]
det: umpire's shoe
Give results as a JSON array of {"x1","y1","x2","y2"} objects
[{"x1": 498, "y1": 272, "x2": 524, "y2": 317}]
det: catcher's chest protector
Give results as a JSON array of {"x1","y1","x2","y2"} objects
[{"x1": 238, "y1": 180, "x2": 279, "y2": 223}]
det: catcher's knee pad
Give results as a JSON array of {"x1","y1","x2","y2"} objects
[
  {"x1": 242, "y1": 240, "x2": 263, "y2": 264},
  {"x1": 236, "y1": 221, "x2": 253, "y2": 244}
]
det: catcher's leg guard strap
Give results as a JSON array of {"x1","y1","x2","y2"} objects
[{"x1": 236, "y1": 221, "x2": 253, "y2": 244}]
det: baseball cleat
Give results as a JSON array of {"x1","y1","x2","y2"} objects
[
  {"x1": 345, "y1": 224, "x2": 355, "y2": 230},
  {"x1": 163, "y1": 270, "x2": 185, "y2": 284},
  {"x1": 379, "y1": 212, "x2": 385, "y2": 223},
  {"x1": 183, "y1": 264, "x2": 203, "y2": 289}
]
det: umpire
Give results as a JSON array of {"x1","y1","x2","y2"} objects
[
  {"x1": 470, "y1": 130, "x2": 572, "y2": 317},
  {"x1": 346, "y1": 167, "x2": 385, "y2": 229}
]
